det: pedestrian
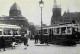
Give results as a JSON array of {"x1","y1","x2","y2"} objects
[
  {"x1": 35, "y1": 33, "x2": 39, "y2": 44},
  {"x1": 23, "y1": 34, "x2": 29, "y2": 49},
  {"x1": 12, "y1": 36, "x2": 16, "y2": 49},
  {"x1": 0, "y1": 36, "x2": 6, "y2": 51},
  {"x1": 44, "y1": 35, "x2": 49, "y2": 45},
  {"x1": 35, "y1": 34, "x2": 37, "y2": 44}
]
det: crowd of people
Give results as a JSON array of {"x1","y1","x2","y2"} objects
[
  {"x1": 0, "y1": 33, "x2": 49, "y2": 51},
  {"x1": 34, "y1": 33, "x2": 49, "y2": 45},
  {"x1": 0, "y1": 33, "x2": 29, "y2": 51}
]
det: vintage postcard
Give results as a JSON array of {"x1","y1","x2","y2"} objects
[{"x1": 0, "y1": 0, "x2": 80, "y2": 54}]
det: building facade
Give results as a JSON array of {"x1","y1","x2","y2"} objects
[
  {"x1": 51, "y1": 0, "x2": 80, "y2": 25},
  {"x1": 51, "y1": 0, "x2": 61, "y2": 25},
  {"x1": 0, "y1": 3, "x2": 29, "y2": 32},
  {"x1": 62, "y1": 11, "x2": 80, "y2": 24}
]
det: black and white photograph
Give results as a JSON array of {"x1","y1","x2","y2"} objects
[{"x1": 0, "y1": 0, "x2": 80, "y2": 54}]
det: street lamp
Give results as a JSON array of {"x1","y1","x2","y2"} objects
[
  {"x1": 39, "y1": 0, "x2": 44, "y2": 44},
  {"x1": 39, "y1": 0, "x2": 44, "y2": 8}
]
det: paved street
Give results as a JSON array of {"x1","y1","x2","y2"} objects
[{"x1": 0, "y1": 39, "x2": 80, "y2": 54}]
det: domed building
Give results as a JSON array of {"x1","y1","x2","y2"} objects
[
  {"x1": 9, "y1": 3, "x2": 21, "y2": 17},
  {"x1": 0, "y1": 3, "x2": 29, "y2": 32}
]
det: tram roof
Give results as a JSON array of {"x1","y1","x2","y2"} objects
[
  {"x1": 0, "y1": 24, "x2": 21, "y2": 28},
  {"x1": 48, "y1": 24, "x2": 79, "y2": 28},
  {"x1": 37, "y1": 24, "x2": 79, "y2": 30}
]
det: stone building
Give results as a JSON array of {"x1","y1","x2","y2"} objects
[
  {"x1": 62, "y1": 11, "x2": 80, "y2": 24},
  {"x1": 0, "y1": 3, "x2": 29, "y2": 32},
  {"x1": 51, "y1": 0, "x2": 61, "y2": 25},
  {"x1": 51, "y1": 0, "x2": 80, "y2": 25}
]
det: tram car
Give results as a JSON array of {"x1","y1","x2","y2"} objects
[
  {"x1": 0, "y1": 24, "x2": 21, "y2": 46},
  {"x1": 21, "y1": 28, "x2": 31, "y2": 38},
  {"x1": 36, "y1": 24, "x2": 80, "y2": 45}
]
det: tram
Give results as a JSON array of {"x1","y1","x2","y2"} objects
[
  {"x1": 0, "y1": 24, "x2": 21, "y2": 46},
  {"x1": 36, "y1": 24, "x2": 80, "y2": 45},
  {"x1": 0, "y1": 24, "x2": 31, "y2": 47}
]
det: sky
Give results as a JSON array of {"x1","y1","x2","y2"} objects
[{"x1": 0, "y1": 0, "x2": 80, "y2": 26}]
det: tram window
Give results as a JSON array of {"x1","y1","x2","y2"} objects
[
  {"x1": 15, "y1": 31, "x2": 18, "y2": 35},
  {"x1": 67, "y1": 27, "x2": 71, "y2": 33},
  {"x1": 56, "y1": 28, "x2": 59, "y2": 34},
  {"x1": 78, "y1": 29, "x2": 80, "y2": 32},
  {"x1": 0, "y1": 31, "x2": 2, "y2": 35},
  {"x1": 10, "y1": 29, "x2": 13, "y2": 35},
  {"x1": 72, "y1": 28, "x2": 76, "y2": 32},
  {"x1": 61, "y1": 27, "x2": 66, "y2": 34},
  {"x1": 8, "y1": 30, "x2": 11, "y2": 35},
  {"x1": 13, "y1": 30, "x2": 18, "y2": 35},
  {"x1": 4, "y1": 28, "x2": 11, "y2": 35},
  {"x1": 17, "y1": 30, "x2": 20, "y2": 35},
  {"x1": 77, "y1": 28, "x2": 78, "y2": 31},
  {"x1": 19, "y1": 29, "x2": 21, "y2": 35},
  {"x1": 39, "y1": 30, "x2": 41, "y2": 34},
  {"x1": 12, "y1": 28, "x2": 19, "y2": 35},
  {"x1": 53, "y1": 28, "x2": 57, "y2": 34},
  {"x1": 4, "y1": 31, "x2": 9, "y2": 35},
  {"x1": 74, "y1": 28, "x2": 78, "y2": 32},
  {"x1": 43, "y1": 29, "x2": 47, "y2": 34},
  {"x1": 53, "y1": 29, "x2": 54, "y2": 34}
]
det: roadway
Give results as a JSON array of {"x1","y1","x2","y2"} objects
[{"x1": 0, "y1": 39, "x2": 80, "y2": 54}]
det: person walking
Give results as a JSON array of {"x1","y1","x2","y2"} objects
[
  {"x1": 23, "y1": 34, "x2": 29, "y2": 49},
  {"x1": 44, "y1": 35, "x2": 49, "y2": 45},
  {"x1": 0, "y1": 36, "x2": 6, "y2": 51},
  {"x1": 12, "y1": 36, "x2": 16, "y2": 49},
  {"x1": 35, "y1": 33, "x2": 39, "y2": 44}
]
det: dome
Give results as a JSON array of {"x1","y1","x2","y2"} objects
[
  {"x1": 9, "y1": 3, "x2": 21, "y2": 16},
  {"x1": 10, "y1": 2, "x2": 20, "y2": 11}
]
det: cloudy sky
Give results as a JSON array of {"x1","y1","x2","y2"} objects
[{"x1": 0, "y1": 0, "x2": 80, "y2": 25}]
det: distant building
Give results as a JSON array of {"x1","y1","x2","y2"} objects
[
  {"x1": 51, "y1": 0, "x2": 80, "y2": 25},
  {"x1": 0, "y1": 3, "x2": 29, "y2": 31},
  {"x1": 51, "y1": 0, "x2": 61, "y2": 25},
  {"x1": 62, "y1": 11, "x2": 80, "y2": 24}
]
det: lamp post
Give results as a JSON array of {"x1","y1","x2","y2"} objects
[{"x1": 39, "y1": 0, "x2": 44, "y2": 44}]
